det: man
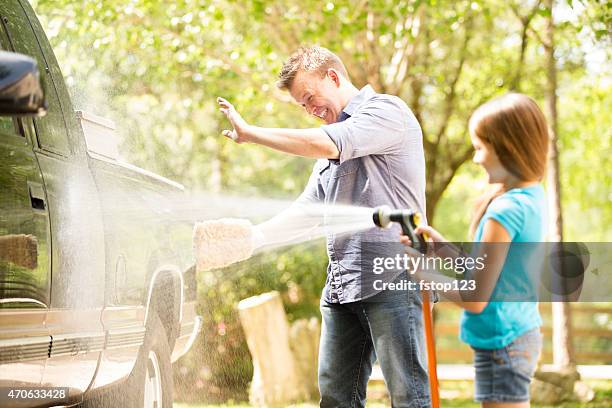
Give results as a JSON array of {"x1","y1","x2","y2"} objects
[{"x1": 218, "y1": 46, "x2": 430, "y2": 408}]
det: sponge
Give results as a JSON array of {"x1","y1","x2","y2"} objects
[{"x1": 193, "y1": 218, "x2": 256, "y2": 272}]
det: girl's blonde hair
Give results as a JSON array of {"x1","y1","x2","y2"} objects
[{"x1": 468, "y1": 93, "x2": 550, "y2": 238}]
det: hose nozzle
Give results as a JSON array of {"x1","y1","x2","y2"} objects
[{"x1": 373, "y1": 205, "x2": 427, "y2": 254}]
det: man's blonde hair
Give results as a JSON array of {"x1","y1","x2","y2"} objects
[{"x1": 277, "y1": 46, "x2": 349, "y2": 90}]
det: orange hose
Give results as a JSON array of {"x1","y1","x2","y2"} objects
[{"x1": 422, "y1": 290, "x2": 440, "y2": 408}]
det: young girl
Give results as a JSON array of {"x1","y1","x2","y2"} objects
[{"x1": 402, "y1": 93, "x2": 549, "y2": 407}]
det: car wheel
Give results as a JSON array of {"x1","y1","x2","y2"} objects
[
  {"x1": 81, "y1": 313, "x2": 174, "y2": 408},
  {"x1": 139, "y1": 313, "x2": 173, "y2": 408}
]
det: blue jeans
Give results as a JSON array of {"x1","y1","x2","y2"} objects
[
  {"x1": 318, "y1": 289, "x2": 431, "y2": 408},
  {"x1": 472, "y1": 328, "x2": 542, "y2": 402}
]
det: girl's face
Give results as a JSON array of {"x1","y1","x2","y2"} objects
[{"x1": 471, "y1": 134, "x2": 509, "y2": 184}]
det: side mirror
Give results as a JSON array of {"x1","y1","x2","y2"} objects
[{"x1": 0, "y1": 50, "x2": 47, "y2": 116}]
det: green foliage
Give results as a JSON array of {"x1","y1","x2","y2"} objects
[{"x1": 557, "y1": 74, "x2": 611, "y2": 241}]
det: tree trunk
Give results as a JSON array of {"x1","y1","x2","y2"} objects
[
  {"x1": 530, "y1": 2, "x2": 594, "y2": 403},
  {"x1": 542, "y1": 0, "x2": 576, "y2": 372},
  {"x1": 288, "y1": 317, "x2": 321, "y2": 400},
  {"x1": 238, "y1": 291, "x2": 305, "y2": 406}
]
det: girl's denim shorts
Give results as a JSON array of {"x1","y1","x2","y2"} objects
[{"x1": 471, "y1": 328, "x2": 542, "y2": 403}]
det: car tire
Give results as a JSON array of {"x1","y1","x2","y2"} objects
[
  {"x1": 137, "y1": 313, "x2": 174, "y2": 408},
  {"x1": 81, "y1": 313, "x2": 174, "y2": 408}
]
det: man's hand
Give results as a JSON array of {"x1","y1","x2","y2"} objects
[
  {"x1": 217, "y1": 97, "x2": 251, "y2": 143},
  {"x1": 216, "y1": 96, "x2": 339, "y2": 159}
]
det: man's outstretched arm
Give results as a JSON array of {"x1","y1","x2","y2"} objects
[{"x1": 217, "y1": 97, "x2": 339, "y2": 159}]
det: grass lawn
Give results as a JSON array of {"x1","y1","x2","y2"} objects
[{"x1": 174, "y1": 379, "x2": 612, "y2": 407}]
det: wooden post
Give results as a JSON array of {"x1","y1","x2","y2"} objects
[
  {"x1": 288, "y1": 317, "x2": 320, "y2": 400},
  {"x1": 238, "y1": 291, "x2": 305, "y2": 406}
]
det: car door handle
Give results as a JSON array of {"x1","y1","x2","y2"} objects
[{"x1": 28, "y1": 182, "x2": 46, "y2": 211}]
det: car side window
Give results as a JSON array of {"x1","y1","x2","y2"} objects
[{"x1": 0, "y1": 6, "x2": 70, "y2": 155}]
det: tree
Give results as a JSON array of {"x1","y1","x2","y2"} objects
[
  {"x1": 542, "y1": 0, "x2": 577, "y2": 371},
  {"x1": 509, "y1": 0, "x2": 541, "y2": 92}
]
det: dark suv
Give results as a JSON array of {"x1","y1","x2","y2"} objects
[{"x1": 0, "y1": 1, "x2": 201, "y2": 407}]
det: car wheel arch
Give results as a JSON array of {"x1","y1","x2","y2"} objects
[{"x1": 144, "y1": 265, "x2": 183, "y2": 349}]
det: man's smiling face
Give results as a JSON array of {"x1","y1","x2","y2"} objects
[{"x1": 289, "y1": 69, "x2": 344, "y2": 124}]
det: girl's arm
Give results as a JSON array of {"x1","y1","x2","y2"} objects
[
  {"x1": 452, "y1": 219, "x2": 510, "y2": 313},
  {"x1": 402, "y1": 220, "x2": 511, "y2": 314}
]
